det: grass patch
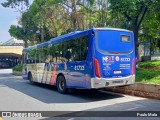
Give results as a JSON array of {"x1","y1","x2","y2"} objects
[
  {"x1": 139, "y1": 60, "x2": 160, "y2": 68},
  {"x1": 136, "y1": 60, "x2": 160, "y2": 84},
  {"x1": 136, "y1": 68, "x2": 160, "y2": 84},
  {"x1": 12, "y1": 64, "x2": 22, "y2": 72}
]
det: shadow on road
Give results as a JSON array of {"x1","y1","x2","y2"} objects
[
  {"x1": 39, "y1": 98, "x2": 160, "y2": 120},
  {"x1": 0, "y1": 73, "x2": 124, "y2": 104},
  {"x1": 40, "y1": 98, "x2": 160, "y2": 120}
]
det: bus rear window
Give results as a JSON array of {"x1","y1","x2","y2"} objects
[
  {"x1": 121, "y1": 35, "x2": 130, "y2": 42},
  {"x1": 96, "y1": 30, "x2": 133, "y2": 53}
]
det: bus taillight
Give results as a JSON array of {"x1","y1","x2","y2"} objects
[
  {"x1": 132, "y1": 58, "x2": 135, "y2": 75},
  {"x1": 94, "y1": 58, "x2": 101, "y2": 78},
  {"x1": 114, "y1": 52, "x2": 119, "y2": 54}
]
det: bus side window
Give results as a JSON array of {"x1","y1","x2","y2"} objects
[
  {"x1": 64, "y1": 50, "x2": 71, "y2": 61},
  {"x1": 81, "y1": 36, "x2": 89, "y2": 60},
  {"x1": 22, "y1": 52, "x2": 27, "y2": 64},
  {"x1": 47, "y1": 35, "x2": 89, "y2": 63},
  {"x1": 36, "y1": 48, "x2": 40, "y2": 63},
  {"x1": 50, "y1": 44, "x2": 56, "y2": 62},
  {"x1": 39, "y1": 47, "x2": 44, "y2": 63},
  {"x1": 68, "y1": 35, "x2": 89, "y2": 62},
  {"x1": 44, "y1": 46, "x2": 51, "y2": 63},
  {"x1": 26, "y1": 51, "x2": 31, "y2": 64},
  {"x1": 39, "y1": 46, "x2": 50, "y2": 63},
  {"x1": 28, "y1": 49, "x2": 36, "y2": 63}
]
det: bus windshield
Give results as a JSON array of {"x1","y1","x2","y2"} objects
[{"x1": 96, "y1": 30, "x2": 133, "y2": 53}]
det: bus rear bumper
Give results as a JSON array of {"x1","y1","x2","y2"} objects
[{"x1": 91, "y1": 75, "x2": 135, "y2": 89}]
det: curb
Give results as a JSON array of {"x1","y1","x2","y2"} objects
[
  {"x1": 105, "y1": 83, "x2": 160, "y2": 100},
  {"x1": 12, "y1": 71, "x2": 22, "y2": 76}
]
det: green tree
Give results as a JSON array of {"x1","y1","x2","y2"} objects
[
  {"x1": 140, "y1": 1, "x2": 160, "y2": 54},
  {"x1": 1, "y1": 0, "x2": 29, "y2": 9},
  {"x1": 109, "y1": 0, "x2": 159, "y2": 49},
  {"x1": 6, "y1": 0, "x2": 160, "y2": 51}
]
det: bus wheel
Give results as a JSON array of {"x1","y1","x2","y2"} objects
[
  {"x1": 57, "y1": 75, "x2": 67, "y2": 94},
  {"x1": 28, "y1": 73, "x2": 34, "y2": 84}
]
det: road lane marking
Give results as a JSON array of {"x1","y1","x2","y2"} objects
[
  {"x1": 67, "y1": 118, "x2": 75, "y2": 120},
  {"x1": 126, "y1": 106, "x2": 140, "y2": 110}
]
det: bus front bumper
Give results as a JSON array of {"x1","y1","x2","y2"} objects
[{"x1": 91, "y1": 75, "x2": 135, "y2": 89}]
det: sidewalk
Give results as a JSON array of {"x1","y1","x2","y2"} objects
[{"x1": 0, "y1": 69, "x2": 13, "y2": 74}]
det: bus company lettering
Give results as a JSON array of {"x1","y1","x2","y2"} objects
[
  {"x1": 120, "y1": 64, "x2": 130, "y2": 69},
  {"x1": 120, "y1": 57, "x2": 130, "y2": 62},
  {"x1": 102, "y1": 56, "x2": 114, "y2": 63},
  {"x1": 115, "y1": 56, "x2": 120, "y2": 62},
  {"x1": 74, "y1": 65, "x2": 85, "y2": 70}
]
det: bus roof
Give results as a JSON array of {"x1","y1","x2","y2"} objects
[
  {"x1": 93, "y1": 27, "x2": 132, "y2": 32},
  {"x1": 23, "y1": 27, "x2": 132, "y2": 51},
  {"x1": 23, "y1": 45, "x2": 37, "y2": 52},
  {"x1": 49, "y1": 30, "x2": 90, "y2": 45}
]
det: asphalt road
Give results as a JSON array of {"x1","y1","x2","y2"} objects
[{"x1": 0, "y1": 69, "x2": 160, "y2": 120}]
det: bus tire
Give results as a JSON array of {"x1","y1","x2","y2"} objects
[
  {"x1": 57, "y1": 75, "x2": 67, "y2": 94},
  {"x1": 28, "y1": 73, "x2": 34, "y2": 84}
]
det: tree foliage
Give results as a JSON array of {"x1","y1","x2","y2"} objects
[
  {"x1": 2, "y1": 0, "x2": 160, "y2": 51},
  {"x1": 109, "y1": 0, "x2": 160, "y2": 46},
  {"x1": 1, "y1": 0, "x2": 29, "y2": 9}
]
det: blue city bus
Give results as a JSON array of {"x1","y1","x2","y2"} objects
[{"x1": 22, "y1": 28, "x2": 135, "y2": 94}]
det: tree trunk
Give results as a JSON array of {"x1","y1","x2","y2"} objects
[
  {"x1": 133, "y1": 27, "x2": 139, "y2": 58},
  {"x1": 40, "y1": 27, "x2": 44, "y2": 43},
  {"x1": 71, "y1": 0, "x2": 77, "y2": 31},
  {"x1": 133, "y1": 28, "x2": 138, "y2": 47},
  {"x1": 24, "y1": 40, "x2": 28, "y2": 48}
]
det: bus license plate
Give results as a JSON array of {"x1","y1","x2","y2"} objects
[
  {"x1": 114, "y1": 70, "x2": 121, "y2": 74},
  {"x1": 112, "y1": 80, "x2": 124, "y2": 84}
]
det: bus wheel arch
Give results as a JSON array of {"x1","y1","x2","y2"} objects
[
  {"x1": 28, "y1": 71, "x2": 31, "y2": 80},
  {"x1": 28, "y1": 71, "x2": 34, "y2": 84},
  {"x1": 56, "y1": 73, "x2": 68, "y2": 94}
]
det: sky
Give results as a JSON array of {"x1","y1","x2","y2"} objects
[{"x1": 0, "y1": 0, "x2": 21, "y2": 44}]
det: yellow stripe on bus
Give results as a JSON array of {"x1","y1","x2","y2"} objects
[{"x1": 0, "y1": 117, "x2": 3, "y2": 120}]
